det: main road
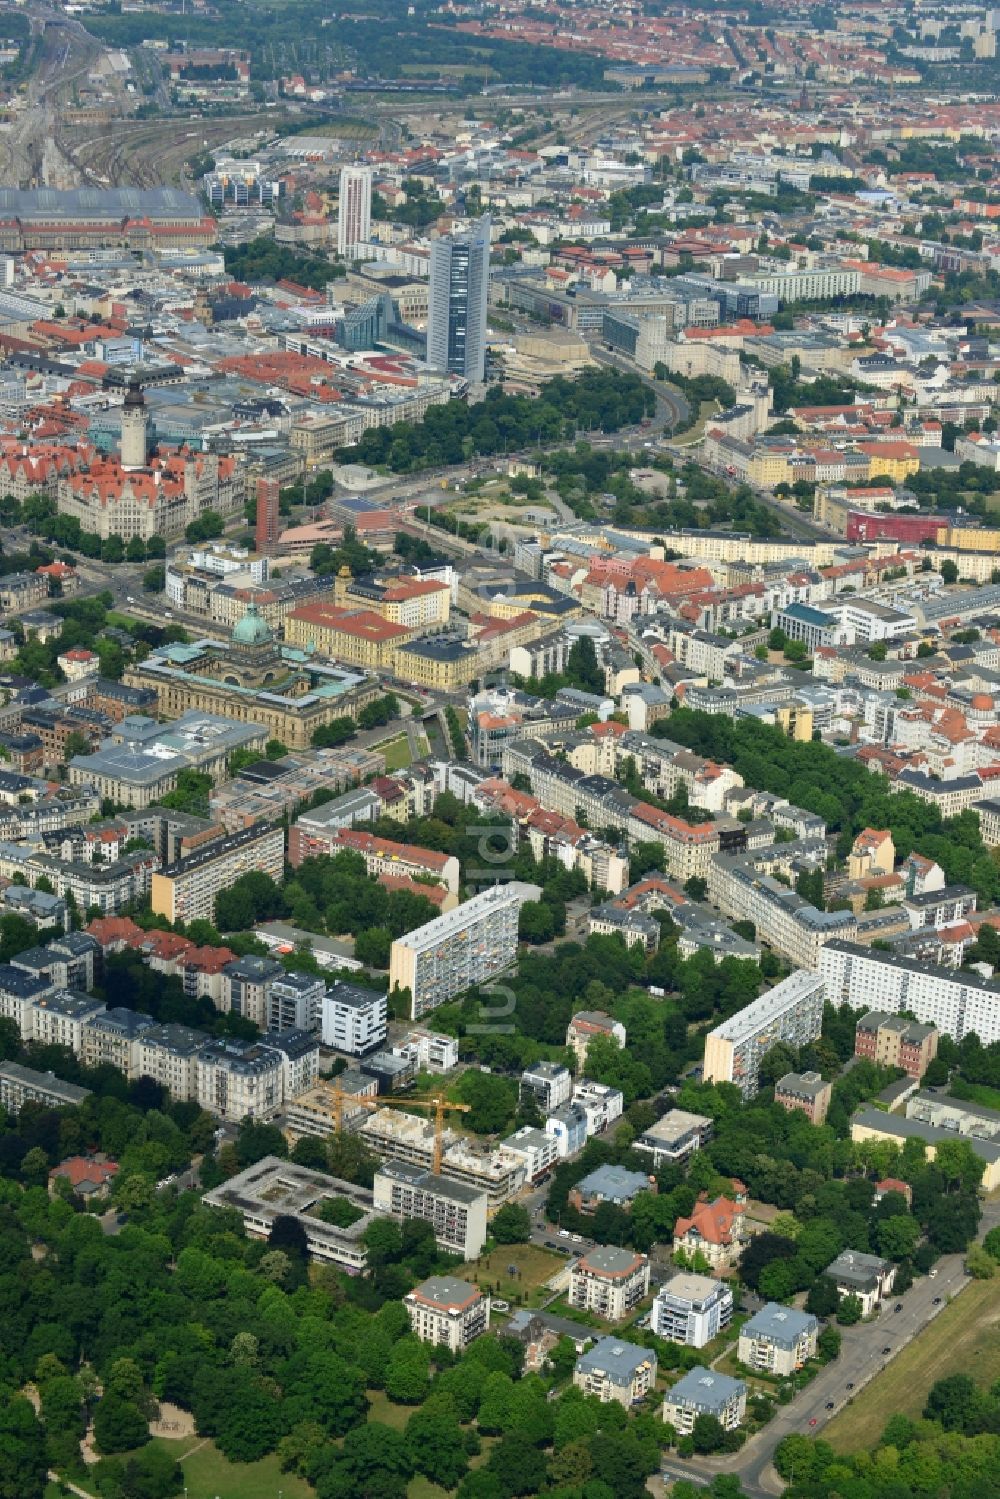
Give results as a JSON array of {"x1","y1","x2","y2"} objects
[{"x1": 589, "y1": 343, "x2": 690, "y2": 435}]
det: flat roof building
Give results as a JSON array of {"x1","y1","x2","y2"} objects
[
  {"x1": 651, "y1": 1272, "x2": 733, "y2": 1349},
  {"x1": 633, "y1": 1109, "x2": 713, "y2": 1168},
  {"x1": 202, "y1": 1155, "x2": 377, "y2": 1271},
  {"x1": 373, "y1": 1159, "x2": 488, "y2": 1260},
  {"x1": 703, "y1": 970, "x2": 826, "y2": 1098},
  {"x1": 389, "y1": 882, "x2": 540, "y2": 1020}
]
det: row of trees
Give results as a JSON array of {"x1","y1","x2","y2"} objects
[
  {"x1": 343, "y1": 370, "x2": 655, "y2": 474},
  {"x1": 2, "y1": 491, "x2": 167, "y2": 564},
  {"x1": 655, "y1": 707, "x2": 1000, "y2": 905},
  {"x1": 776, "y1": 1372, "x2": 1000, "y2": 1497}
]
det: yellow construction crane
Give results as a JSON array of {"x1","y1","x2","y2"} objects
[{"x1": 309, "y1": 1077, "x2": 471, "y2": 1175}]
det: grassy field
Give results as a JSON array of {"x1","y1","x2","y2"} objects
[
  {"x1": 367, "y1": 1388, "x2": 415, "y2": 1431},
  {"x1": 382, "y1": 735, "x2": 413, "y2": 771},
  {"x1": 408, "y1": 1479, "x2": 450, "y2": 1499},
  {"x1": 823, "y1": 1278, "x2": 1000, "y2": 1454},
  {"x1": 463, "y1": 1243, "x2": 567, "y2": 1304},
  {"x1": 130, "y1": 1436, "x2": 314, "y2": 1498},
  {"x1": 672, "y1": 399, "x2": 720, "y2": 446}
]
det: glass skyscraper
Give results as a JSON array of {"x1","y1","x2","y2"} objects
[{"x1": 427, "y1": 216, "x2": 491, "y2": 385}]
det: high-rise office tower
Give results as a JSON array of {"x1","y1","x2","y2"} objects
[
  {"x1": 427, "y1": 216, "x2": 491, "y2": 385},
  {"x1": 337, "y1": 165, "x2": 372, "y2": 257},
  {"x1": 255, "y1": 477, "x2": 280, "y2": 555}
]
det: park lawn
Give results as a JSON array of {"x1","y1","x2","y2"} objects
[
  {"x1": 673, "y1": 399, "x2": 719, "y2": 447},
  {"x1": 463, "y1": 1243, "x2": 567, "y2": 1304},
  {"x1": 408, "y1": 1479, "x2": 451, "y2": 1499},
  {"x1": 382, "y1": 735, "x2": 413, "y2": 772},
  {"x1": 367, "y1": 1388, "x2": 416, "y2": 1431},
  {"x1": 138, "y1": 1435, "x2": 314, "y2": 1499},
  {"x1": 823, "y1": 1278, "x2": 1000, "y2": 1454}
]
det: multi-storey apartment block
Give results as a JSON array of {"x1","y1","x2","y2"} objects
[
  {"x1": 573, "y1": 1338, "x2": 657, "y2": 1407},
  {"x1": 569, "y1": 1246, "x2": 650, "y2": 1321},
  {"x1": 81, "y1": 1006, "x2": 155, "y2": 1079},
  {"x1": 404, "y1": 1276, "x2": 490, "y2": 1352},
  {"x1": 388, "y1": 883, "x2": 538, "y2": 1020},
  {"x1": 854, "y1": 1010, "x2": 939, "y2": 1077},
  {"x1": 565, "y1": 1009, "x2": 626, "y2": 1068},
  {"x1": 820, "y1": 941, "x2": 1000, "y2": 1045},
  {"x1": 0, "y1": 1060, "x2": 91, "y2": 1114},
  {"x1": 651, "y1": 1273, "x2": 733, "y2": 1349},
  {"x1": 773, "y1": 1069, "x2": 832, "y2": 1125},
  {"x1": 738, "y1": 1305, "x2": 818, "y2": 1376},
  {"x1": 373, "y1": 1159, "x2": 488, "y2": 1259},
  {"x1": 633, "y1": 1109, "x2": 714, "y2": 1168},
  {"x1": 663, "y1": 1368, "x2": 746, "y2": 1434},
  {"x1": 520, "y1": 1061, "x2": 573, "y2": 1113},
  {"x1": 151, "y1": 823, "x2": 284, "y2": 925},
  {"x1": 703, "y1": 971, "x2": 826, "y2": 1098},
  {"x1": 136, "y1": 1023, "x2": 209, "y2": 1102},
  {"x1": 194, "y1": 1036, "x2": 285, "y2": 1123},
  {"x1": 320, "y1": 979, "x2": 388, "y2": 1055}
]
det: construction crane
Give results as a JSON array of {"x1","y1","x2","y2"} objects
[{"x1": 307, "y1": 1077, "x2": 471, "y2": 1175}]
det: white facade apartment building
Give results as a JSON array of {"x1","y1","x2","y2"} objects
[
  {"x1": 502, "y1": 1125, "x2": 558, "y2": 1183},
  {"x1": 572, "y1": 1078, "x2": 625, "y2": 1134},
  {"x1": 819, "y1": 940, "x2": 1000, "y2": 1045},
  {"x1": 393, "y1": 1027, "x2": 459, "y2": 1073},
  {"x1": 29, "y1": 990, "x2": 105, "y2": 1052},
  {"x1": 633, "y1": 1108, "x2": 713, "y2": 1168},
  {"x1": 702, "y1": 971, "x2": 827, "y2": 1098},
  {"x1": 569, "y1": 1246, "x2": 650, "y2": 1321},
  {"x1": 389, "y1": 882, "x2": 539, "y2": 1020},
  {"x1": 136, "y1": 1023, "x2": 208, "y2": 1102},
  {"x1": 738, "y1": 1304, "x2": 819, "y2": 1376},
  {"x1": 520, "y1": 1061, "x2": 573, "y2": 1113},
  {"x1": 321, "y1": 980, "x2": 388, "y2": 1055},
  {"x1": 651, "y1": 1272, "x2": 733, "y2": 1349},
  {"x1": 404, "y1": 1275, "x2": 490, "y2": 1353},
  {"x1": 373, "y1": 1159, "x2": 488, "y2": 1260},
  {"x1": 194, "y1": 1037, "x2": 285, "y2": 1122}
]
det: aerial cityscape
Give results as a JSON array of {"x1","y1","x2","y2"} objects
[{"x1": 3, "y1": 1, "x2": 1000, "y2": 1497}]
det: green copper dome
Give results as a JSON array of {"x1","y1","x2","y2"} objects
[{"x1": 232, "y1": 602, "x2": 272, "y2": 647}]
